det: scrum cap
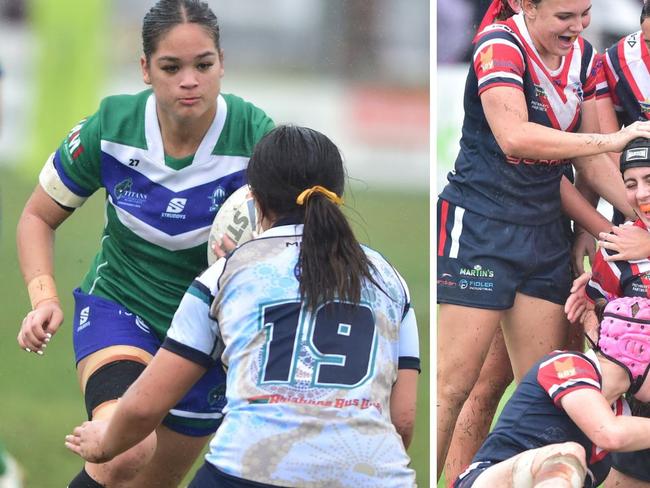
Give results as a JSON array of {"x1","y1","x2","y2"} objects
[
  {"x1": 620, "y1": 137, "x2": 650, "y2": 174},
  {"x1": 598, "y1": 296, "x2": 650, "y2": 394}
]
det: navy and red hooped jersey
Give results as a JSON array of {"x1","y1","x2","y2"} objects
[
  {"x1": 467, "y1": 350, "x2": 628, "y2": 488},
  {"x1": 600, "y1": 31, "x2": 650, "y2": 127},
  {"x1": 439, "y1": 13, "x2": 598, "y2": 225},
  {"x1": 586, "y1": 220, "x2": 650, "y2": 301}
]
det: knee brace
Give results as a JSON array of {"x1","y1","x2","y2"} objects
[{"x1": 84, "y1": 360, "x2": 146, "y2": 419}]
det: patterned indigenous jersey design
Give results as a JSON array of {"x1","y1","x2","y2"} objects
[
  {"x1": 600, "y1": 31, "x2": 650, "y2": 127},
  {"x1": 466, "y1": 350, "x2": 628, "y2": 488},
  {"x1": 39, "y1": 90, "x2": 274, "y2": 339},
  {"x1": 586, "y1": 220, "x2": 650, "y2": 301},
  {"x1": 439, "y1": 12, "x2": 598, "y2": 225},
  {"x1": 164, "y1": 224, "x2": 420, "y2": 487}
]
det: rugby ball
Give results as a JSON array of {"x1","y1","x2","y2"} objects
[{"x1": 207, "y1": 185, "x2": 258, "y2": 265}]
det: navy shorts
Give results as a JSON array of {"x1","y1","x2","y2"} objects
[
  {"x1": 190, "y1": 462, "x2": 284, "y2": 487},
  {"x1": 610, "y1": 450, "x2": 650, "y2": 482},
  {"x1": 437, "y1": 199, "x2": 572, "y2": 309},
  {"x1": 453, "y1": 461, "x2": 493, "y2": 488},
  {"x1": 72, "y1": 288, "x2": 227, "y2": 437}
]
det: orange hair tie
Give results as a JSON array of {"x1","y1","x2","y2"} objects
[{"x1": 296, "y1": 185, "x2": 343, "y2": 206}]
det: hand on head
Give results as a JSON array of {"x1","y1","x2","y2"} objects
[{"x1": 599, "y1": 225, "x2": 650, "y2": 262}]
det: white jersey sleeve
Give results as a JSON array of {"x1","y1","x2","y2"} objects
[
  {"x1": 399, "y1": 307, "x2": 420, "y2": 371},
  {"x1": 162, "y1": 259, "x2": 226, "y2": 366}
]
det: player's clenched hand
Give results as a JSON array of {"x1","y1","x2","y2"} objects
[
  {"x1": 599, "y1": 224, "x2": 650, "y2": 262},
  {"x1": 17, "y1": 299, "x2": 63, "y2": 356},
  {"x1": 565, "y1": 272, "x2": 591, "y2": 324},
  {"x1": 65, "y1": 420, "x2": 112, "y2": 463}
]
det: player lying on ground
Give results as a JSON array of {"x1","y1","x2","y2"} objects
[{"x1": 454, "y1": 296, "x2": 650, "y2": 488}]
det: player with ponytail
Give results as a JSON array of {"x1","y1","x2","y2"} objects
[
  {"x1": 16, "y1": 1, "x2": 274, "y2": 485},
  {"x1": 65, "y1": 125, "x2": 421, "y2": 487}
]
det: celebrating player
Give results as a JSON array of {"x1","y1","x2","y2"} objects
[
  {"x1": 454, "y1": 296, "x2": 650, "y2": 488},
  {"x1": 64, "y1": 125, "x2": 421, "y2": 487},
  {"x1": 16, "y1": 1, "x2": 273, "y2": 486},
  {"x1": 437, "y1": 0, "x2": 650, "y2": 479}
]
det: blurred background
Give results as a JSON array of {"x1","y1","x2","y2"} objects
[
  {"x1": 0, "y1": 0, "x2": 429, "y2": 486},
  {"x1": 437, "y1": 0, "x2": 645, "y2": 193}
]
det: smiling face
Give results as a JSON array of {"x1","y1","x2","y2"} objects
[
  {"x1": 624, "y1": 166, "x2": 650, "y2": 226},
  {"x1": 141, "y1": 22, "x2": 224, "y2": 125},
  {"x1": 522, "y1": 0, "x2": 591, "y2": 64}
]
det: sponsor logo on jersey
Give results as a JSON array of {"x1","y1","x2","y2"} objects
[
  {"x1": 66, "y1": 119, "x2": 87, "y2": 160},
  {"x1": 208, "y1": 186, "x2": 226, "y2": 212},
  {"x1": 479, "y1": 46, "x2": 494, "y2": 71},
  {"x1": 77, "y1": 306, "x2": 91, "y2": 332},
  {"x1": 628, "y1": 33, "x2": 639, "y2": 48},
  {"x1": 534, "y1": 84, "x2": 547, "y2": 99},
  {"x1": 506, "y1": 155, "x2": 567, "y2": 166},
  {"x1": 571, "y1": 82, "x2": 584, "y2": 102},
  {"x1": 161, "y1": 198, "x2": 188, "y2": 220},
  {"x1": 530, "y1": 100, "x2": 547, "y2": 112},
  {"x1": 114, "y1": 178, "x2": 148, "y2": 208},
  {"x1": 248, "y1": 394, "x2": 382, "y2": 412},
  {"x1": 632, "y1": 282, "x2": 648, "y2": 294},
  {"x1": 554, "y1": 357, "x2": 577, "y2": 379}
]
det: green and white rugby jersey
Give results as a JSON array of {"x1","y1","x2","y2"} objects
[{"x1": 39, "y1": 89, "x2": 274, "y2": 339}]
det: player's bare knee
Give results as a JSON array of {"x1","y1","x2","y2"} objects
[{"x1": 438, "y1": 367, "x2": 479, "y2": 406}]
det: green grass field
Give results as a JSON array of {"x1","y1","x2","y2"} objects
[{"x1": 0, "y1": 169, "x2": 430, "y2": 487}]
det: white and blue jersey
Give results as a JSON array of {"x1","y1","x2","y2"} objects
[
  {"x1": 439, "y1": 12, "x2": 598, "y2": 225},
  {"x1": 163, "y1": 224, "x2": 420, "y2": 487}
]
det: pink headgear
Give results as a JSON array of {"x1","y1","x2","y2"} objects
[{"x1": 598, "y1": 297, "x2": 650, "y2": 394}]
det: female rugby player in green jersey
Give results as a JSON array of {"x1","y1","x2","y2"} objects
[
  {"x1": 16, "y1": 1, "x2": 273, "y2": 486},
  {"x1": 65, "y1": 125, "x2": 421, "y2": 488}
]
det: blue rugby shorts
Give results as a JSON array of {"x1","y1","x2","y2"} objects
[{"x1": 72, "y1": 288, "x2": 226, "y2": 436}]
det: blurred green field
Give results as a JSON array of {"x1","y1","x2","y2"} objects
[{"x1": 0, "y1": 169, "x2": 430, "y2": 487}]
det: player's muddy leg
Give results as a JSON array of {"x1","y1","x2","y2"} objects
[
  {"x1": 445, "y1": 326, "x2": 513, "y2": 484},
  {"x1": 437, "y1": 304, "x2": 502, "y2": 480},
  {"x1": 502, "y1": 293, "x2": 568, "y2": 382}
]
